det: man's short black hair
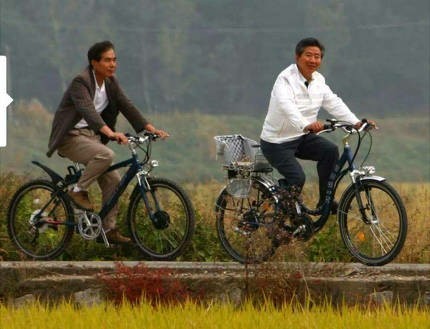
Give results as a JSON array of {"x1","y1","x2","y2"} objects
[
  {"x1": 295, "y1": 37, "x2": 325, "y2": 58},
  {"x1": 87, "y1": 41, "x2": 115, "y2": 67}
]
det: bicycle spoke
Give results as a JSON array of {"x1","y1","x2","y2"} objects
[{"x1": 368, "y1": 224, "x2": 388, "y2": 255}]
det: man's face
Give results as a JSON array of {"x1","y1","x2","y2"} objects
[
  {"x1": 296, "y1": 46, "x2": 322, "y2": 80},
  {"x1": 92, "y1": 48, "x2": 117, "y2": 79}
]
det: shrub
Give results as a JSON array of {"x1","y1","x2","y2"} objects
[
  {"x1": 98, "y1": 262, "x2": 193, "y2": 306},
  {"x1": 306, "y1": 218, "x2": 352, "y2": 263}
]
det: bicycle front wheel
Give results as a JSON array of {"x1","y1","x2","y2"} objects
[
  {"x1": 7, "y1": 179, "x2": 74, "y2": 260},
  {"x1": 338, "y1": 179, "x2": 407, "y2": 266},
  {"x1": 127, "y1": 178, "x2": 195, "y2": 260},
  {"x1": 216, "y1": 180, "x2": 279, "y2": 264}
]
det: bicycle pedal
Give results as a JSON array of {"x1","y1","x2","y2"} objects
[{"x1": 294, "y1": 224, "x2": 314, "y2": 241}]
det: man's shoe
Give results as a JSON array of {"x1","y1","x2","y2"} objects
[
  {"x1": 68, "y1": 190, "x2": 94, "y2": 211},
  {"x1": 105, "y1": 229, "x2": 131, "y2": 244}
]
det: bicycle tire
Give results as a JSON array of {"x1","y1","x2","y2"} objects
[
  {"x1": 7, "y1": 179, "x2": 74, "y2": 260},
  {"x1": 215, "y1": 180, "x2": 280, "y2": 264},
  {"x1": 127, "y1": 177, "x2": 195, "y2": 260},
  {"x1": 338, "y1": 179, "x2": 407, "y2": 266}
]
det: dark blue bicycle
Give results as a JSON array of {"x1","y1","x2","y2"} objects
[
  {"x1": 214, "y1": 119, "x2": 408, "y2": 265},
  {"x1": 7, "y1": 132, "x2": 195, "y2": 260}
]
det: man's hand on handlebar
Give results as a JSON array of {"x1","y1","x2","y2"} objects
[
  {"x1": 100, "y1": 125, "x2": 129, "y2": 144},
  {"x1": 152, "y1": 129, "x2": 170, "y2": 139},
  {"x1": 144, "y1": 123, "x2": 170, "y2": 140},
  {"x1": 354, "y1": 119, "x2": 377, "y2": 131},
  {"x1": 110, "y1": 131, "x2": 129, "y2": 144},
  {"x1": 306, "y1": 118, "x2": 377, "y2": 135},
  {"x1": 304, "y1": 121, "x2": 325, "y2": 134}
]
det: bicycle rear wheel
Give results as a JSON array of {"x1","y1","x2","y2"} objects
[
  {"x1": 216, "y1": 180, "x2": 280, "y2": 264},
  {"x1": 7, "y1": 180, "x2": 74, "y2": 260},
  {"x1": 127, "y1": 178, "x2": 195, "y2": 260},
  {"x1": 338, "y1": 179, "x2": 407, "y2": 266}
]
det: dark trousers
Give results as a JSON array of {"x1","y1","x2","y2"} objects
[{"x1": 260, "y1": 134, "x2": 339, "y2": 205}]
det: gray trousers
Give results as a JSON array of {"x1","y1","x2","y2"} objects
[{"x1": 57, "y1": 128, "x2": 120, "y2": 229}]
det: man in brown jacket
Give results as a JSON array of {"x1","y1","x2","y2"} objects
[{"x1": 47, "y1": 41, "x2": 168, "y2": 243}]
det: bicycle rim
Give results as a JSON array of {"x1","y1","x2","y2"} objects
[
  {"x1": 7, "y1": 180, "x2": 74, "y2": 259},
  {"x1": 128, "y1": 178, "x2": 195, "y2": 260},
  {"x1": 216, "y1": 182, "x2": 278, "y2": 264},
  {"x1": 339, "y1": 180, "x2": 407, "y2": 266}
]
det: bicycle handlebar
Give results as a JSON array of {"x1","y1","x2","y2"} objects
[
  {"x1": 319, "y1": 118, "x2": 374, "y2": 135},
  {"x1": 125, "y1": 131, "x2": 160, "y2": 144}
]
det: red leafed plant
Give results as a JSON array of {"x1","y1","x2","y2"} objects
[{"x1": 98, "y1": 262, "x2": 191, "y2": 306}]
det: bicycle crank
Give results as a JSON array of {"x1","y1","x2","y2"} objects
[
  {"x1": 292, "y1": 214, "x2": 314, "y2": 241},
  {"x1": 76, "y1": 210, "x2": 102, "y2": 240}
]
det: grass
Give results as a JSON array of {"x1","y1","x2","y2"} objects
[{"x1": 0, "y1": 300, "x2": 428, "y2": 329}]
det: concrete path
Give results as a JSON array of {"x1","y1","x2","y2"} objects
[{"x1": 0, "y1": 261, "x2": 429, "y2": 306}]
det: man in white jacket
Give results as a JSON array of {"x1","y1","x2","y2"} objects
[{"x1": 260, "y1": 37, "x2": 362, "y2": 210}]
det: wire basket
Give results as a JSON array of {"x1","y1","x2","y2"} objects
[
  {"x1": 225, "y1": 178, "x2": 252, "y2": 198},
  {"x1": 214, "y1": 135, "x2": 258, "y2": 167}
]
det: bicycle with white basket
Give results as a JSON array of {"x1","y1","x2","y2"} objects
[{"x1": 214, "y1": 119, "x2": 407, "y2": 265}]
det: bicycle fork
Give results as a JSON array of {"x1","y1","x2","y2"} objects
[
  {"x1": 351, "y1": 177, "x2": 380, "y2": 225},
  {"x1": 136, "y1": 173, "x2": 170, "y2": 229}
]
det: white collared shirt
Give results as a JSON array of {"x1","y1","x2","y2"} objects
[
  {"x1": 260, "y1": 64, "x2": 359, "y2": 143},
  {"x1": 75, "y1": 71, "x2": 109, "y2": 128}
]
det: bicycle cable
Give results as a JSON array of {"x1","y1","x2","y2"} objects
[
  {"x1": 359, "y1": 130, "x2": 373, "y2": 168},
  {"x1": 138, "y1": 136, "x2": 152, "y2": 165},
  {"x1": 350, "y1": 127, "x2": 361, "y2": 165}
]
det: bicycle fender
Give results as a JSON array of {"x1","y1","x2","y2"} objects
[
  {"x1": 32, "y1": 161, "x2": 64, "y2": 185},
  {"x1": 253, "y1": 175, "x2": 277, "y2": 191},
  {"x1": 359, "y1": 175, "x2": 386, "y2": 182},
  {"x1": 339, "y1": 175, "x2": 387, "y2": 214}
]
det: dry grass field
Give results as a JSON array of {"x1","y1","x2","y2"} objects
[{"x1": 0, "y1": 171, "x2": 428, "y2": 263}]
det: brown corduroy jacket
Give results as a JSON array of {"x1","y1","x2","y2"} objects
[{"x1": 47, "y1": 66, "x2": 148, "y2": 157}]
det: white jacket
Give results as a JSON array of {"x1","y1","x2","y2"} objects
[{"x1": 260, "y1": 64, "x2": 359, "y2": 143}]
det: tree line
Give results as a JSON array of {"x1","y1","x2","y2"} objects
[{"x1": 1, "y1": 0, "x2": 428, "y2": 117}]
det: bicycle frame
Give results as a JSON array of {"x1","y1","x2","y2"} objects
[
  {"x1": 99, "y1": 156, "x2": 141, "y2": 220},
  {"x1": 31, "y1": 136, "x2": 160, "y2": 228},
  {"x1": 308, "y1": 128, "x2": 382, "y2": 233},
  {"x1": 309, "y1": 135, "x2": 355, "y2": 232}
]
